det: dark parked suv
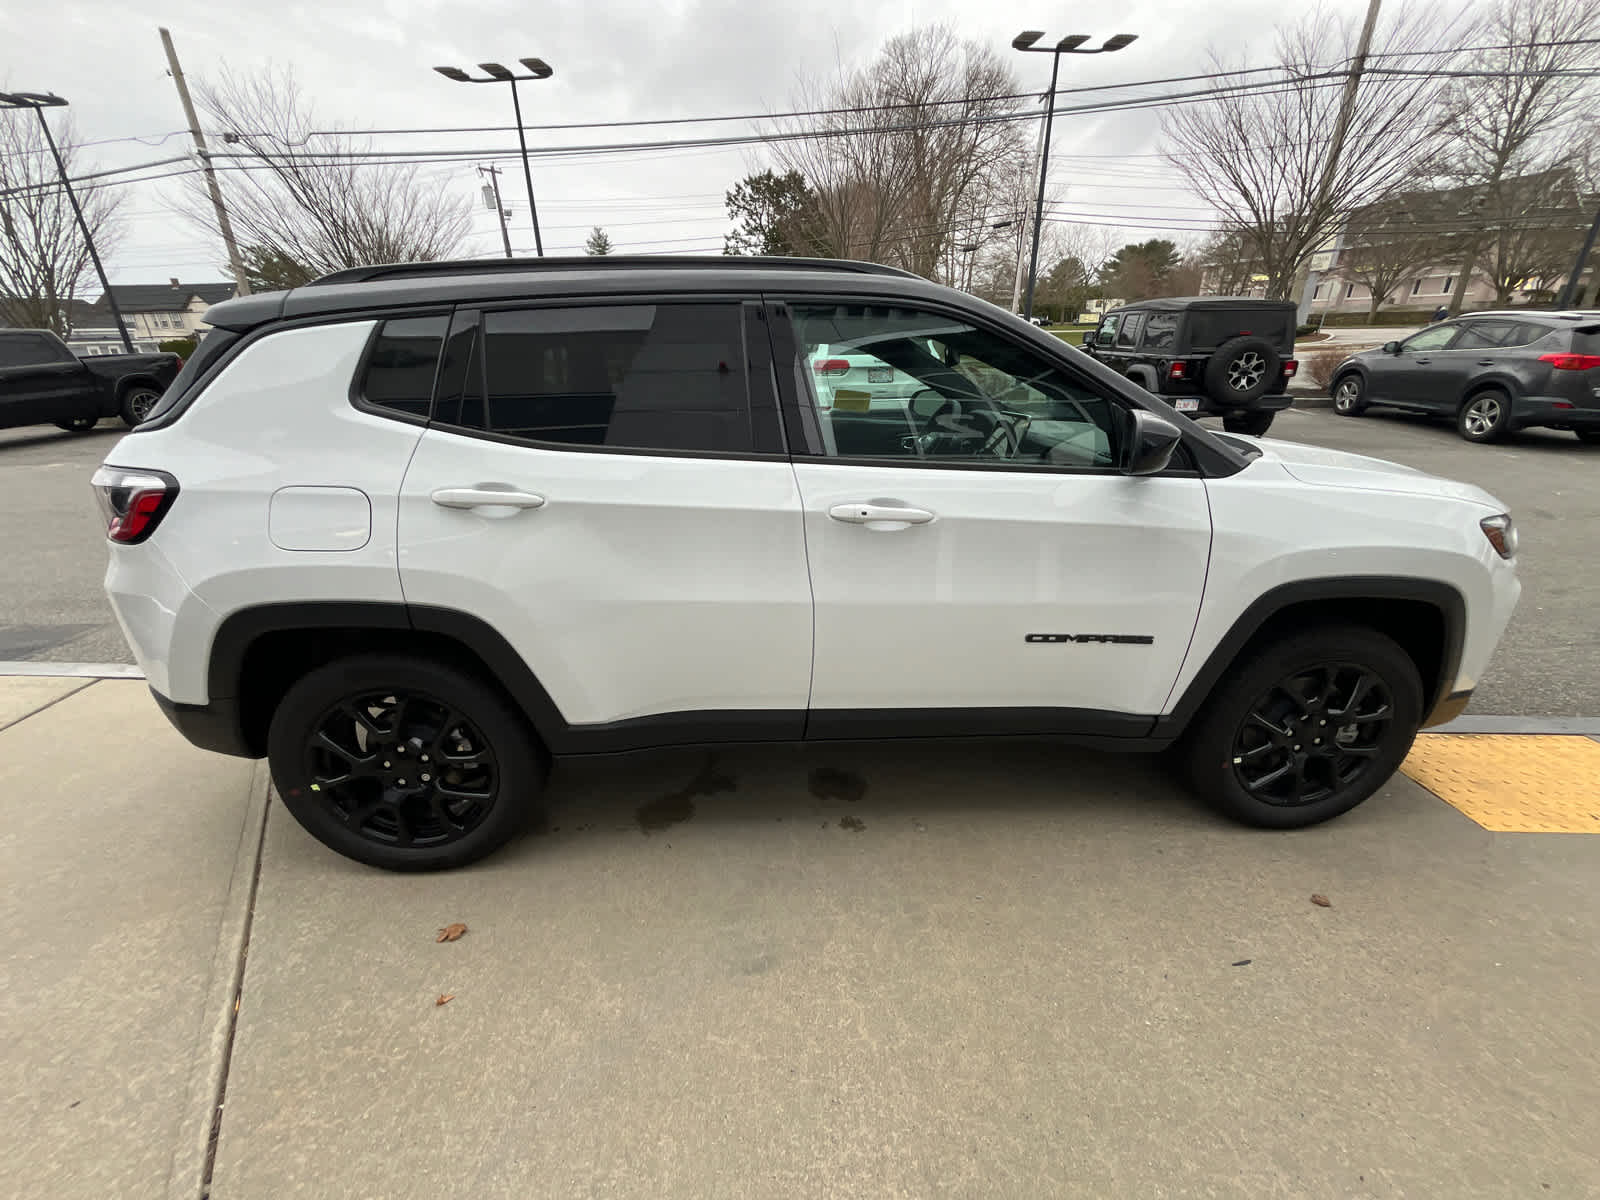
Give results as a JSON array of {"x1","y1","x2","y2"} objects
[
  {"x1": 1329, "y1": 310, "x2": 1600, "y2": 443},
  {"x1": 1082, "y1": 297, "x2": 1299, "y2": 435}
]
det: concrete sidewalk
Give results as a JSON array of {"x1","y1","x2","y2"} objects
[
  {"x1": 1, "y1": 679, "x2": 260, "y2": 1200},
  {"x1": 5, "y1": 678, "x2": 1599, "y2": 1198}
]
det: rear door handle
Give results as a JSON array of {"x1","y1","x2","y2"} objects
[
  {"x1": 828, "y1": 502, "x2": 935, "y2": 529},
  {"x1": 430, "y1": 486, "x2": 546, "y2": 511},
  {"x1": 1413, "y1": 357, "x2": 1431, "y2": 364},
  {"x1": 1477, "y1": 359, "x2": 1496, "y2": 366}
]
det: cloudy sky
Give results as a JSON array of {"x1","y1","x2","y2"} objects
[{"x1": 7, "y1": 0, "x2": 1477, "y2": 286}]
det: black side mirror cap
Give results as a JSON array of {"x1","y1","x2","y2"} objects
[
  {"x1": 1124, "y1": 409, "x2": 1183, "y2": 476},
  {"x1": 1382, "y1": 340, "x2": 1401, "y2": 354}
]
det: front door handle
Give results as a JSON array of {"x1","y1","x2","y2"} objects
[
  {"x1": 828, "y1": 502, "x2": 935, "y2": 530},
  {"x1": 1413, "y1": 357, "x2": 1431, "y2": 364},
  {"x1": 431, "y1": 486, "x2": 546, "y2": 511},
  {"x1": 1476, "y1": 359, "x2": 1496, "y2": 366}
]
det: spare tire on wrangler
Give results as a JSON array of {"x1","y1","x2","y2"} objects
[{"x1": 1203, "y1": 335, "x2": 1279, "y2": 403}]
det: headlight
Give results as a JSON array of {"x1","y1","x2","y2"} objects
[{"x1": 1480, "y1": 513, "x2": 1517, "y2": 559}]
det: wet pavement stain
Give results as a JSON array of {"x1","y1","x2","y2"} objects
[
  {"x1": 636, "y1": 755, "x2": 735, "y2": 834},
  {"x1": 839, "y1": 815, "x2": 866, "y2": 832},
  {"x1": 809, "y1": 766, "x2": 867, "y2": 805}
]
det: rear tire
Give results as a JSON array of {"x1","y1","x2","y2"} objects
[
  {"x1": 1331, "y1": 374, "x2": 1367, "y2": 416},
  {"x1": 1223, "y1": 412, "x2": 1275, "y2": 436},
  {"x1": 266, "y1": 654, "x2": 545, "y2": 871},
  {"x1": 120, "y1": 384, "x2": 163, "y2": 427},
  {"x1": 1180, "y1": 625, "x2": 1422, "y2": 829},
  {"x1": 54, "y1": 416, "x2": 98, "y2": 433},
  {"x1": 1457, "y1": 389, "x2": 1511, "y2": 443}
]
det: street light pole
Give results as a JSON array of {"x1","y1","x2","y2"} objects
[
  {"x1": 0, "y1": 91, "x2": 132, "y2": 352},
  {"x1": 1011, "y1": 31, "x2": 1137, "y2": 321},
  {"x1": 435, "y1": 58, "x2": 554, "y2": 257}
]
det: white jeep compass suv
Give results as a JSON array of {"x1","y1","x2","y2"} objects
[{"x1": 94, "y1": 257, "x2": 1520, "y2": 870}]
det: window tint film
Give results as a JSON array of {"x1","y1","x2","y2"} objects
[
  {"x1": 0, "y1": 332, "x2": 67, "y2": 368},
  {"x1": 473, "y1": 304, "x2": 752, "y2": 453},
  {"x1": 789, "y1": 302, "x2": 1123, "y2": 470},
  {"x1": 1115, "y1": 313, "x2": 1145, "y2": 348},
  {"x1": 1142, "y1": 312, "x2": 1178, "y2": 351},
  {"x1": 1188, "y1": 310, "x2": 1292, "y2": 349},
  {"x1": 360, "y1": 316, "x2": 448, "y2": 418}
]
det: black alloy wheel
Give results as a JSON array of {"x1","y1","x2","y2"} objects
[
  {"x1": 121, "y1": 385, "x2": 163, "y2": 426},
  {"x1": 1231, "y1": 664, "x2": 1392, "y2": 807},
  {"x1": 268, "y1": 654, "x2": 543, "y2": 870},
  {"x1": 1180, "y1": 625, "x2": 1422, "y2": 829},
  {"x1": 303, "y1": 689, "x2": 499, "y2": 848}
]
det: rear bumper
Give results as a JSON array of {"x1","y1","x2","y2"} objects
[
  {"x1": 1510, "y1": 396, "x2": 1600, "y2": 431},
  {"x1": 150, "y1": 688, "x2": 256, "y2": 758},
  {"x1": 1186, "y1": 393, "x2": 1294, "y2": 416}
]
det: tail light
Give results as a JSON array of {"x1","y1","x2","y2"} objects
[
  {"x1": 91, "y1": 466, "x2": 179, "y2": 544},
  {"x1": 1282, "y1": 359, "x2": 1299, "y2": 378},
  {"x1": 1167, "y1": 361, "x2": 1187, "y2": 380},
  {"x1": 1538, "y1": 353, "x2": 1600, "y2": 371},
  {"x1": 812, "y1": 358, "x2": 850, "y2": 377}
]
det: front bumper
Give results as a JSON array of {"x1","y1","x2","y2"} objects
[
  {"x1": 1510, "y1": 396, "x2": 1600, "y2": 431},
  {"x1": 150, "y1": 688, "x2": 256, "y2": 758}
]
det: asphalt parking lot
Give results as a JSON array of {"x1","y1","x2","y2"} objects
[{"x1": 3, "y1": 405, "x2": 1595, "y2": 715}]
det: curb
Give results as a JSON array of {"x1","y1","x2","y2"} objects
[
  {"x1": 165, "y1": 760, "x2": 271, "y2": 1200},
  {"x1": 1428, "y1": 715, "x2": 1600, "y2": 737},
  {"x1": 0, "y1": 661, "x2": 144, "y2": 679}
]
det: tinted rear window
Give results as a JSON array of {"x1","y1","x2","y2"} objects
[
  {"x1": 1187, "y1": 309, "x2": 1293, "y2": 350},
  {"x1": 0, "y1": 332, "x2": 71, "y2": 367},
  {"x1": 139, "y1": 328, "x2": 240, "y2": 424},
  {"x1": 358, "y1": 316, "x2": 448, "y2": 419},
  {"x1": 457, "y1": 303, "x2": 753, "y2": 453},
  {"x1": 1142, "y1": 312, "x2": 1178, "y2": 350},
  {"x1": 1576, "y1": 327, "x2": 1600, "y2": 355}
]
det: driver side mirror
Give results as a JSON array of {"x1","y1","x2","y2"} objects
[
  {"x1": 1123, "y1": 410, "x2": 1182, "y2": 476},
  {"x1": 1382, "y1": 340, "x2": 1402, "y2": 354}
]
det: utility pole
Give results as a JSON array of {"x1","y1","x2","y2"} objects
[
  {"x1": 1297, "y1": 0, "x2": 1380, "y2": 322},
  {"x1": 1012, "y1": 110, "x2": 1048, "y2": 314},
  {"x1": 160, "y1": 28, "x2": 250, "y2": 296},
  {"x1": 478, "y1": 164, "x2": 514, "y2": 258},
  {"x1": 1555, "y1": 203, "x2": 1600, "y2": 309}
]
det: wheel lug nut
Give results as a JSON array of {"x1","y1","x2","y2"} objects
[
  {"x1": 1314, "y1": 738, "x2": 1321, "y2": 745},
  {"x1": 422, "y1": 773, "x2": 431, "y2": 782},
  {"x1": 1293, "y1": 744, "x2": 1301, "y2": 751},
  {"x1": 383, "y1": 761, "x2": 391, "y2": 768},
  {"x1": 421, "y1": 754, "x2": 429, "y2": 762}
]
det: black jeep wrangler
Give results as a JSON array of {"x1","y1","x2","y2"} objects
[{"x1": 1082, "y1": 297, "x2": 1298, "y2": 435}]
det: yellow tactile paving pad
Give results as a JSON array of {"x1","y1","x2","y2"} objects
[{"x1": 1402, "y1": 735, "x2": 1600, "y2": 833}]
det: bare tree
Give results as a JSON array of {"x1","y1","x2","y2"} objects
[
  {"x1": 1436, "y1": 0, "x2": 1600, "y2": 312},
  {"x1": 773, "y1": 27, "x2": 1028, "y2": 278},
  {"x1": 0, "y1": 106, "x2": 122, "y2": 333},
  {"x1": 1162, "y1": 5, "x2": 1460, "y2": 299},
  {"x1": 179, "y1": 67, "x2": 471, "y2": 287},
  {"x1": 1194, "y1": 229, "x2": 1263, "y2": 296},
  {"x1": 1473, "y1": 167, "x2": 1588, "y2": 302},
  {"x1": 1337, "y1": 198, "x2": 1458, "y2": 321}
]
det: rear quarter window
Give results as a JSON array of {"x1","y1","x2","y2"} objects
[{"x1": 357, "y1": 316, "x2": 448, "y2": 419}]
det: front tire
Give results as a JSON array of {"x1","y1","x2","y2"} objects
[
  {"x1": 54, "y1": 416, "x2": 98, "y2": 433},
  {"x1": 1331, "y1": 374, "x2": 1367, "y2": 416},
  {"x1": 1457, "y1": 389, "x2": 1511, "y2": 443},
  {"x1": 266, "y1": 654, "x2": 545, "y2": 871},
  {"x1": 1223, "y1": 411, "x2": 1275, "y2": 436},
  {"x1": 1180, "y1": 626, "x2": 1422, "y2": 829}
]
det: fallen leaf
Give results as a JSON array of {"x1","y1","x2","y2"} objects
[
  {"x1": 1232, "y1": 959, "x2": 1252, "y2": 967},
  {"x1": 1310, "y1": 894, "x2": 1332, "y2": 908},
  {"x1": 435, "y1": 994, "x2": 454, "y2": 1007},
  {"x1": 436, "y1": 923, "x2": 468, "y2": 943}
]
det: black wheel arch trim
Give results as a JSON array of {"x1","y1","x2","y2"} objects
[
  {"x1": 203, "y1": 600, "x2": 1174, "y2": 756},
  {"x1": 1154, "y1": 575, "x2": 1466, "y2": 738}
]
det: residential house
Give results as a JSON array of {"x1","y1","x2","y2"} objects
[{"x1": 80, "y1": 279, "x2": 238, "y2": 352}]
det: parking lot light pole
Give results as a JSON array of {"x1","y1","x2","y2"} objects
[
  {"x1": 434, "y1": 58, "x2": 554, "y2": 256},
  {"x1": 1010, "y1": 31, "x2": 1137, "y2": 321},
  {"x1": 0, "y1": 91, "x2": 133, "y2": 352}
]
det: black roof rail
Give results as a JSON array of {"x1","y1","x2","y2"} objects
[{"x1": 306, "y1": 255, "x2": 922, "y2": 288}]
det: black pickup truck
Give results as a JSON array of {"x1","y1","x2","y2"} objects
[{"x1": 0, "y1": 329, "x2": 180, "y2": 433}]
